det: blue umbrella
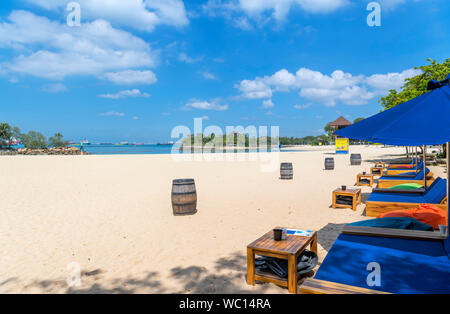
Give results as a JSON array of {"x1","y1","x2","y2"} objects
[
  {"x1": 335, "y1": 76, "x2": 449, "y2": 233},
  {"x1": 335, "y1": 76, "x2": 450, "y2": 145}
]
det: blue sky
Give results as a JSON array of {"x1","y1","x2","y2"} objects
[{"x1": 0, "y1": 0, "x2": 449, "y2": 143}]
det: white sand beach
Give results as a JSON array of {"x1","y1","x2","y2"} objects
[{"x1": 0, "y1": 146, "x2": 446, "y2": 294}]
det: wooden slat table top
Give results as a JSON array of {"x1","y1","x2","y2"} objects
[
  {"x1": 247, "y1": 228, "x2": 316, "y2": 255},
  {"x1": 333, "y1": 187, "x2": 361, "y2": 195},
  {"x1": 358, "y1": 173, "x2": 374, "y2": 177}
]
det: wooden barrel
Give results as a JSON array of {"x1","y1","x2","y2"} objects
[
  {"x1": 350, "y1": 154, "x2": 362, "y2": 166},
  {"x1": 325, "y1": 158, "x2": 335, "y2": 170},
  {"x1": 171, "y1": 179, "x2": 197, "y2": 215},
  {"x1": 280, "y1": 163, "x2": 293, "y2": 180}
]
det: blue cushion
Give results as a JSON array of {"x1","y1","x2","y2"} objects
[
  {"x1": 444, "y1": 237, "x2": 450, "y2": 259},
  {"x1": 348, "y1": 217, "x2": 433, "y2": 231},
  {"x1": 368, "y1": 178, "x2": 446, "y2": 204},
  {"x1": 314, "y1": 234, "x2": 450, "y2": 294},
  {"x1": 380, "y1": 168, "x2": 429, "y2": 180},
  {"x1": 424, "y1": 179, "x2": 447, "y2": 203},
  {"x1": 389, "y1": 160, "x2": 423, "y2": 170}
]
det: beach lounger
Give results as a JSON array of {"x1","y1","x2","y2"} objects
[
  {"x1": 300, "y1": 226, "x2": 450, "y2": 294},
  {"x1": 365, "y1": 178, "x2": 447, "y2": 217},
  {"x1": 386, "y1": 161, "x2": 424, "y2": 175},
  {"x1": 386, "y1": 157, "x2": 418, "y2": 169},
  {"x1": 377, "y1": 168, "x2": 434, "y2": 189}
]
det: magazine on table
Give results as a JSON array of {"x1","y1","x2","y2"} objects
[{"x1": 284, "y1": 229, "x2": 314, "y2": 237}]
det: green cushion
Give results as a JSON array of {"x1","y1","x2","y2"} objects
[{"x1": 388, "y1": 183, "x2": 423, "y2": 190}]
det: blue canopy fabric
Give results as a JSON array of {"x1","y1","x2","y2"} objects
[
  {"x1": 334, "y1": 83, "x2": 450, "y2": 146},
  {"x1": 314, "y1": 234, "x2": 450, "y2": 294}
]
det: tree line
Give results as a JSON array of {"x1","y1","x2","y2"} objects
[
  {"x1": 182, "y1": 133, "x2": 334, "y2": 147},
  {"x1": 0, "y1": 122, "x2": 68, "y2": 149}
]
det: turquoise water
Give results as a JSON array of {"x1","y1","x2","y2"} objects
[
  {"x1": 74, "y1": 144, "x2": 288, "y2": 155},
  {"x1": 10, "y1": 144, "x2": 292, "y2": 155},
  {"x1": 77, "y1": 144, "x2": 177, "y2": 155}
]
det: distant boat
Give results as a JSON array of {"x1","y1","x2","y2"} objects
[
  {"x1": 115, "y1": 141, "x2": 129, "y2": 146},
  {"x1": 157, "y1": 141, "x2": 174, "y2": 146}
]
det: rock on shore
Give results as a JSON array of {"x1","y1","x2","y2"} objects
[{"x1": 1, "y1": 147, "x2": 86, "y2": 155}]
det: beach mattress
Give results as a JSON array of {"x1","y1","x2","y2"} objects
[
  {"x1": 379, "y1": 168, "x2": 429, "y2": 180},
  {"x1": 314, "y1": 234, "x2": 450, "y2": 294},
  {"x1": 389, "y1": 160, "x2": 423, "y2": 170},
  {"x1": 368, "y1": 178, "x2": 446, "y2": 204},
  {"x1": 348, "y1": 217, "x2": 433, "y2": 231}
]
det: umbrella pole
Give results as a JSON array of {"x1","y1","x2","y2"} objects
[{"x1": 423, "y1": 145, "x2": 427, "y2": 189}]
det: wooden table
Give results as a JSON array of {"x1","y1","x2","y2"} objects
[
  {"x1": 332, "y1": 187, "x2": 362, "y2": 211},
  {"x1": 247, "y1": 228, "x2": 318, "y2": 294},
  {"x1": 357, "y1": 173, "x2": 374, "y2": 187},
  {"x1": 370, "y1": 166, "x2": 385, "y2": 176}
]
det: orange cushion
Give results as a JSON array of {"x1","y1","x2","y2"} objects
[
  {"x1": 378, "y1": 204, "x2": 447, "y2": 230},
  {"x1": 395, "y1": 165, "x2": 413, "y2": 168}
]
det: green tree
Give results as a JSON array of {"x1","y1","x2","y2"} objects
[
  {"x1": 21, "y1": 131, "x2": 48, "y2": 149},
  {"x1": 380, "y1": 58, "x2": 450, "y2": 110},
  {"x1": 49, "y1": 133, "x2": 68, "y2": 148},
  {"x1": 0, "y1": 123, "x2": 13, "y2": 148},
  {"x1": 380, "y1": 58, "x2": 450, "y2": 155},
  {"x1": 353, "y1": 117, "x2": 365, "y2": 124}
]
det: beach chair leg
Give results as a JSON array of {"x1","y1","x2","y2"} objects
[
  {"x1": 310, "y1": 233, "x2": 318, "y2": 254},
  {"x1": 332, "y1": 192, "x2": 336, "y2": 209},
  {"x1": 288, "y1": 254, "x2": 298, "y2": 294},
  {"x1": 246, "y1": 248, "x2": 255, "y2": 286}
]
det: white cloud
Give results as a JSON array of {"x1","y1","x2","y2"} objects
[
  {"x1": 185, "y1": 99, "x2": 228, "y2": 111},
  {"x1": 294, "y1": 103, "x2": 311, "y2": 110},
  {"x1": 376, "y1": 0, "x2": 409, "y2": 11},
  {"x1": 24, "y1": 0, "x2": 189, "y2": 32},
  {"x1": 262, "y1": 99, "x2": 274, "y2": 109},
  {"x1": 366, "y1": 69, "x2": 422, "y2": 92},
  {"x1": 99, "y1": 89, "x2": 150, "y2": 99},
  {"x1": 132, "y1": 116, "x2": 139, "y2": 120},
  {"x1": 198, "y1": 116, "x2": 210, "y2": 120},
  {"x1": 0, "y1": 11, "x2": 157, "y2": 80},
  {"x1": 201, "y1": 71, "x2": 217, "y2": 80},
  {"x1": 101, "y1": 70, "x2": 157, "y2": 85},
  {"x1": 178, "y1": 53, "x2": 203, "y2": 64},
  {"x1": 236, "y1": 79, "x2": 273, "y2": 99},
  {"x1": 203, "y1": 0, "x2": 349, "y2": 28},
  {"x1": 237, "y1": 67, "x2": 420, "y2": 107},
  {"x1": 42, "y1": 83, "x2": 68, "y2": 93},
  {"x1": 99, "y1": 111, "x2": 125, "y2": 117}
]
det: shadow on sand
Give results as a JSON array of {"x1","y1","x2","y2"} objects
[{"x1": 2, "y1": 252, "x2": 278, "y2": 294}]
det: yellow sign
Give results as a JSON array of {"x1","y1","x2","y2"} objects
[{"x1": 335, "y1": 138, "x2": 349, "y2": 154}]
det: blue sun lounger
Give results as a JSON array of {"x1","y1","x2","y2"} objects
[
  {"x1": 377, "y1": 168, "x2": 434, "y2": 188},
  {"x1": 366, "y1": 178, "x2": 447, "y2": 217},
  {"x1": 301, "y1": 231, "x2": 450, "y2": 294},
  {"x1": 388, "y1": 160, "x2": 423, "y2": 171}
]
